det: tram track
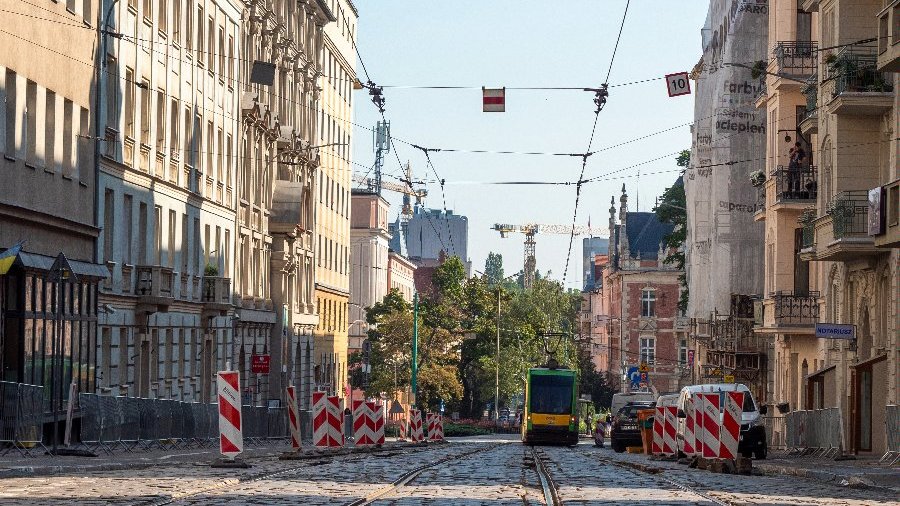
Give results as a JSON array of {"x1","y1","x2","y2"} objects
[
  {"x1": 343, "y1": 443, "x2": 502, "y2": 506},
  {"x1": 528, "y1": 447, "x2": 561, "y2": 506}
]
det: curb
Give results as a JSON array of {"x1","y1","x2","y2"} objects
[{"x1": 754, "y1": 463, "x2": 900, "y2": 495}]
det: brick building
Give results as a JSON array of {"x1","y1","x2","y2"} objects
[{"x1": 597, "y1": 184, "x2": 690, "y2": 394}]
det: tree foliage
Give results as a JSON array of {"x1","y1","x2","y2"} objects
[{"x1": 654, "y1": 149, "x2": 690, "y2": 312}]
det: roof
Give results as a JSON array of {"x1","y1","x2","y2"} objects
[
  {"x1": 16, "y1": 251, "x2": 109, "y2": 279},
  {"x1": 625, "y1": 212, "x2": 674, "y2": 260}
]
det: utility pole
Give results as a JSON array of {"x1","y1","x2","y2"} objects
[
  {"x1": 495, "y1": 287, "x2": 500, "y2": 424},
  {"x1": 411, "y1": 292, "x2": 418, "y2": 408}
]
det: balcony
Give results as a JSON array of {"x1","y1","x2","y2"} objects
[
  {"x1": 805, "y1": 191, "x2": 879, "y2": 261},
  {"x1": 773, "y1": 41, "x2": 818, "y2": 78},
  {"x1": 201, "y1": 276, "x2": 232, "y2": 315},
  {"x1": 824, "y1": 46, "x2": 894, "y2": 115},
  {"x1": 135, "y1": 265, "x2": 175, "y2": 311},
  {"x1": 877, "y1": 0, "x2": 900, "y2": 72},
  {"x1": 772, "y1": 166, "x2": 817, "y2": 204},
  {"x1": 798, "y1": 75, "x2": 818, "y2": 136},
  {"x1": 770, "y1": 291, "x2": 820, "y2": 328}
]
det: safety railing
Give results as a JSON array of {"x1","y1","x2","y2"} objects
[
  {"x1": 785, "y1": 407, "x2": 844, "y2": 458},
  {"x1": 828, "y1": 191, "x2": 870, "y2": 238},
  {"x1": 0, "y1": 381, "x2": 47, "y2": 457},
  {"x1": 773, "y1": 166, "x2": 817, "y2": 202},
  {"x1": 771, "y1": 290, "x2": 820, "y2": 326},
  {"x1": 774, "y1": 41, "x2": 818, "y2": 76},
  {"x1": 760, "y1": 415, "x2": 787, "y2": 454},
  {"x1": 880, "y1": 405, "x2": 900, "y2": 466},
  {"x1": 825, "y1": 45, "x2": 895, "y2": 96},
  {"x1": 75, "y1": 393, "x2": 290, "y2": 454}
]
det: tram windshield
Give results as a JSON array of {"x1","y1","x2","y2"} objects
[{"x1": 529, "y1": 374, "x2": 574, "y2": 414}]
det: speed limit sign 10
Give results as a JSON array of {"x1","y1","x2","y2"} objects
[{"x1": 665, "y1": 72, "x2": 691, "y2": 97}]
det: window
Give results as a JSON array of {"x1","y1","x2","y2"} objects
[
  {"x1": 158, "y1": 0, "x2": 167, "y2": 33},
  {"x1": 124, "y1": 68, "x2": 135, "y2": 139},
  {"x1": 123, "y1": 194, "x2": 133, "y2": 263},
  {"x1": 227, "y1": 35, "x2": 234, "y2": 86},
  {"x1": 169, "y1": 100, "x2": 179, "y2": 161},
  {"x1": 639, "y1": 337, "x2": 655, "y2": 366},
  {"x1": 216, "y1": 128, "x2": 223, "y2": 182},
  {"x1": 196, "y1": 7, "x2": 204, "y2": 63},
  {"x1": 185, "y1": 2, "x2": 192, "y2": 49},
  {"x1": 139, "y1": 80, "x2": 150, "y2": 145},
  {"x1": 154, "y1": 205, "x2": 163, "y2": 264},
  {"x1": 206, "y1": 121, "x2": 213, "y2": 176},
  {"x1": 640, "y1": 289, "x2": 655, "y2": 317},
  {"x1": 225, "y1": 134, "x2": 232, "y2": 188},
  {"x1": 207, "y1": 17, "x2": 214, "y2": 70},
  {"x1": 168, "y1": 210, "x2": 176, "y2": 268},
  {"x1": 142, "y1": 0, "x2": 152, "y2": 23},
  {"x1": 679, "y1": 339, "x2": 688, "y2": 365},
  {"x1": 25, "y1": 80, "x2": 36, "y2": 165},
  {"x1": 45, "y1": 90, "x2": 56, "y2": 170},
  {"x1": 218, "y1": 26, "x2": 225, "y2": 78},
  {"x1": 155, "y1": 89, "x2": 165, "y2": 151},
  {"x1": 181, "y1": 214, "x2": 189, "y2": 270},
  {"x1": 172, "y1": 0, "x2": 180, "y2": 41},
  {"x1": 3, "y1": 69, "x2": 16, "y2": 156},
  {"x1": 105, "y1": 56, "x2": 118, "y2": 134},
  {"x1": 104, "y1": 189, "x2": 115, "y2": 262}
]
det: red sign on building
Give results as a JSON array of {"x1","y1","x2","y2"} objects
[{"x1": 251, "y1": 354, "x2": 271, "y2": 374}]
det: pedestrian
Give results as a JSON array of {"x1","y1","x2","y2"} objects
[{"x1": 788, "y1": 143, "x2": 806, "y2": 197}]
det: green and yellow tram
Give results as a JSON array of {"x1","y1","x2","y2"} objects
[{"x1": 521, "y1": 366, "x2": 579, "y2": 445}]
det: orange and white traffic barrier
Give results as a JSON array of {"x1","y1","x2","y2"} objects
[
  {"x1": 663, "y1": 406, "x2": 677, "y2": 456},
  {"x1": 286, "y1": 386, "x2": 301, "y2": 450},
  {"x1": 698, "y1": 393, "x2": 720, "y2": 459},
  {"x1": 409, "y1": 409, "x2": 424, "y2": 442},
  {"x1": 434, "y1": 415, "x2": 444, "y2": 441},
  {"x1": 353, "y1": 399, "x2": 375, "y2": 447},
  {"x1": 370, "y1": 402, "x2": 385, "y2": 445},
  {"x1": 652, "y1": 407, "x2": 664, "y2": 455},
  {"x1": 216, "y1": 371, "x2": 243, "y2": 459},
  {"x1": 312, "y1": 392, "x2": 343, "y2": 447},
  {"x1": 719, "y1": 391, "x2": 744, "y2": 460},
  {"x1": 693, "y1": 394, "x2": 704, "y2": 457},
  {"x1": 398, "y1": 416, "x2": 408, "y2": 441},
  {"x1": 683, "y1": 395, "x2": 697, "y2": 457}
]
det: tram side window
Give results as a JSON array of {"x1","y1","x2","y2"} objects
[{"x1": 530, "y1": 375, "x2": 574, "y2": 414}]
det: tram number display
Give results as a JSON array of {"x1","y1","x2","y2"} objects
[{"x1": 666, "y1": 72, "x2": 691, "y2": 97}]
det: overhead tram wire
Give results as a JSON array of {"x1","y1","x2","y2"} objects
[{"x1": 561, "y1": 0, "x2": 631, "y2": 286}]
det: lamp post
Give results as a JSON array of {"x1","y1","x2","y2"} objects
[{"x1": 473, "y1": 269, "x2": 522, "y2": 424}]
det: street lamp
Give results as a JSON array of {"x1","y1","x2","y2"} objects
[{"x1": 473, "y1": 269, "x2": 523, "y2": 424}]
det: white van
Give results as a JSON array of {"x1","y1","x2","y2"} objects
[{"x1": 675, "y1": 383, "x2": 768, "y2": 459}]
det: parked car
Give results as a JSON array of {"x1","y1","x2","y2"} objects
[
  {"x1": 610, "y1": 392, "x2": 656, "y2": 417},
  {"x1": 610, "y1": 400, "x2": 655, "y2": 453},
  {"x1": 675, "y1": 383, "x2": 768, "y2": 459}
]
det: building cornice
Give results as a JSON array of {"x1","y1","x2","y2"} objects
[{"x1": 0, "y1": 201, "x2": 99, "y2": 239}]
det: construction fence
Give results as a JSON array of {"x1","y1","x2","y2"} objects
[
  {"x1": 881, "y1": 405, "x2": 899, "y2": 465},
  {"x1": 784, "y1": 408, "x2": 844, "y2": 457},
  {"x1": 0, "y1": 381, "x2": 291, "y2": 457}
]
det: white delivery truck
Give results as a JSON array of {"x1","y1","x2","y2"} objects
[{"x1": 676, "y1": 383, "x2": 768, "y2": 459}]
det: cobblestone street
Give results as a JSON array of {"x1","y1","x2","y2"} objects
[{"x1": 1, "y1": 436, "x2": 898, "y2": 505}]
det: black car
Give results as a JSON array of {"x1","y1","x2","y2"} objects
[{"x1": 610, "y1": 401, "x2": 655, "y2": 453}]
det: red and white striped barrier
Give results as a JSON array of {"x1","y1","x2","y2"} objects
[
  {"x1": 312, "y1": 392, "x2": 343, "y2": 447},
  {"x1": 216, "y1": 371, "x2": 243, "y2": 458},
  {"x1": 352, "y1": 400, "x2": 375, "y2": 447},
  {"x1": 435, "y1": 415, "x2": 444, "y2": 440},
  {"x1": 286, "y1": 386, "x2": 301, "y2": 449},
  {"x1": 683, "y1": 395, "x2": 696, "y2": 456},
  {"x1": 426, "y1": 413, "x2": 436, "y2": 441},
  {"x1": 652, "y1": 407, "x2": 664, "y2": 455},
  {"x1": 719, "y1": 391, "x2": 744, "y2": 460},
  {"x1": 698, "y1": 393, "x2": 720, "y2": 459},
  {"x1": 693, "y1": 394, "x2": 704, "y2": 457},
  {"x1": 370, "y1": 402, "x2": 385, "y2": 445},
  {"x1": 398, "y1": 416, "x2": 408, "y2": 441},
  {"x1": 409, "y1": 409, "x2": 424, "y2": 442},
  {"x1": 663, "y1": 406, "x2": 677, "y2": 456}
]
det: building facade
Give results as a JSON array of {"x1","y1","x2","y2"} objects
[
  {"x1": 404, "y1": 206, "x2": 471, "y2": 274},
  {"x1": 387, "y1": 251, "x2": 416, "y2": 304},
  {"x1": 313, "y1": 0, "x2": 356, "y2": 400},
  {"x1": 0, "y1": 0, "x2": 107, "y2": 420},
  {"x1": 582, "y1": 237, "x2": 609, "y2": 291},
  {"x1": 600, "y1": 186, "x2": 690, "y2": 394},
  {"x1": 791, "y1": 0, "x2": 898, "y2": 455},
  {"x1": 349, "y1": 190, "x2": 390, "y2": 353}
]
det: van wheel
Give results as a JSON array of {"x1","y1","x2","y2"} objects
[
  {"x1": 754, "y1": 446, "x2": 767, "y2": 460},
  {"x1": 741, "y1": 449, "x2": 753, "y2": 459},
  {"x1": 613, "y1": 442, "x2": 625, "y2": 453}
]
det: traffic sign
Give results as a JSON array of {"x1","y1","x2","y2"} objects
[
  {"x1": 723, "y1": 374, "x2": 735, "y2": 384},
  {"x1": 251, "y1": 354, "x2": 271, "y2": 374},
  {"x1": 627, "y1": 367, "x2": 640, "y2": 387},
  {"x1": 639, "y1": 372, "x2": 649, "y2": 383},
  {"x1": 639, "y1": 363, "x2": 649, "y2": 373},
  {"x1": 482, "y1": 87, "x2": 505, "y2": 112},
  {"x1": 665, "y1": 72, "x2": 691, "y2": 97}
]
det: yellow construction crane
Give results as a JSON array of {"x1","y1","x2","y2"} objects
[
  {"x1": 492, "y1": 223, "x2": 605, "y2": 289},
  {"x1": 352, "y1": 162, "x2": 427, "y2": 218}
]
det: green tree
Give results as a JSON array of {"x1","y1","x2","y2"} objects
[
  {"x1": 484, "y1": 252, "x2": 504, "y2": 286},
  {"x1": 654, "y1": 149, "x2": 689, "y2": 312}
]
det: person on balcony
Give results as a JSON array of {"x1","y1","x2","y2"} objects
[{"x1": 788, "y1": 142, "x2": 807, "y2": 198}]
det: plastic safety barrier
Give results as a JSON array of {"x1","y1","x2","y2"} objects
[{"x1": 784, "y1": 408, "x2": 843, "y2": 457}]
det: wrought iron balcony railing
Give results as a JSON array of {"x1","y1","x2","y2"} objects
[
  {"x1": 828, "y1": 190, "x2": 870, "y2": 238},
  {"x1": 771, "y1": 290, "x2": 820, "y2": 326},
  {"x1": 774, "y1": 41, "x2": 818, "y2": 76},
  {"x1": 825, "y1": 46, "x2": 895, "y2": 96},
  {"x1": 801, "y1": 220, "x2": 816, "y2": 249},
  {"x1": 801, "y1": 74, "x2": 818, "y2": 120},
  {"x1": 773, "y1": 165, "x2": 817, "y2": 202}
]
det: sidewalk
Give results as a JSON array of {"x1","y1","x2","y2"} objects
[
  {"x1": 753, "y1": 453, "x2": 900, "y2": 494},
  {"x1": 0, "y1": 443, "x2": 288, "y2": 477}
]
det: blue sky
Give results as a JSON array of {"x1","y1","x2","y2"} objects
[{"x1": 350, "y1": 1, "x2": 710, "y2": 289}]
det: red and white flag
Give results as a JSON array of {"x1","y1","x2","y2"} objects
[{"x1": 482, "y1": 87, "x2": 505, "y2": 112}]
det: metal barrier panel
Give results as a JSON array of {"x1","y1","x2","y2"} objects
[
  {"x1": 120, "y1": 396, "x2": 141, "y2": 443},
  {"x1": 138, "y1": 398, "x2": 156, "y2": 443},
  {"x1": 887, "y1": 405, "x2": 900, "y2": 453},
  {"x1": 16, "y1": 383, "x2": 45, "y2": 446},
  {"x1": 156, "y1": 399, "x2": 173, "y2": 442},
  {"x1": 208, "y1": 403, "x2": 218, "y2": 442},
  {"x1": 0, "y1": 382, "x2": 18, "y2": 444},
  {"x1": 100, "y1": 395, "x2": 123, "y2": 445},
  {"x1": 190, "y1": 403, "x2": 207, "y2": 443},
  {"x1": 79, "y1": 393, "x2": 103, "y2": 444},
  {"x1": 761, "y1": 416, "x2": 786, "y2": 450},
  {"x1": 166, "y1": 400, "x2": 183, "y2": 441},
  {"x1": 180, "y1": 402, "x2": 195, "y2": 441}
]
